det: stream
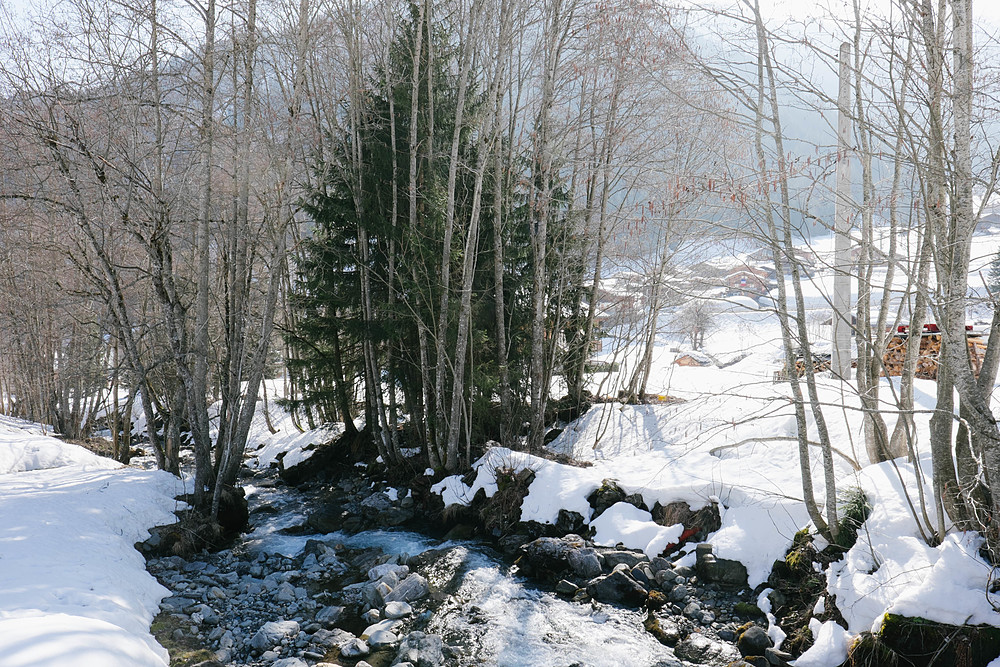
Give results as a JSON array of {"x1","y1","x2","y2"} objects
[{"x1": 146, "y1": 468, "x2": 747, "y2": 667}]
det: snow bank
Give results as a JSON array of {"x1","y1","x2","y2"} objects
[
  {"x1": 828, "y1": 459, "x2": 1000, "y2": 635},
  {"x1": 0, "y1": 416, "x2": 117, "y2": 474},
  {"x1": 0, "y1": 424, "x2": 181, "y2": 667},
  {"x1": 590, "y1": 503, "x2": 683, "y2": 558},
  {"x1": 793, "y1": 619, "x2": 850, "y2": 667}
]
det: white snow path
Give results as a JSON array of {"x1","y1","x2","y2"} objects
[{"x1": 0, "y1": 418, "x2": 181, "y2": 667}]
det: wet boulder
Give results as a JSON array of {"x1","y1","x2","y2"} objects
[
  {"x1": 736, "y1": 625, "x2": 773, "y2": 658},
  {"x1": 306, "y1": 505, "x2": 344, "y2": 533},
  {"x1": 360, "y1": 492, "x2": 394, "y2": 517},
  {"x1": 567, "y1": 547, "x2": 603, "y2": 579},
  {"x1": 384, "y1": 573, "x2": 429, "y2": 603},
  {"x1": 674, "y1": 633, "x2": 736, "y2": 664},
  {"x1": 341, "y1": 638, "x2": 370, "y2": 658},
  {"x1": 556, "y1": 509, "x2": 587, "y2": 535},
  {"x1": 393, "y1": 631, "x2": 444, "y2": 667},
  {"x1": 587, "y1": 569, "x2": 649, "y2": 607},
  {"x1": 518, "y1": 535, "x2": 586, "y2": 578},
  {"x1": 602, "y1": 549, "x2": 648, "y2": 570}
]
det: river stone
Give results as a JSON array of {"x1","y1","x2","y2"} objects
[
  {"x1": 384, "y1": 601, "x2": 412, "y2": 619},
  {"x1": 378, "y1": 507, "x2": 415, "y2": 526},
  {"x1": 363, "y1": 619, "x2": 403, "y2": 638},
  {"x1": 556, "y1": 509, "x2": 586, "y2": 534},
  {"x1": 272, "y1": 659, "x2": 308, "y2": 667},
  {"x1": 316, "y1": 605, "x2": 344, "y2": 626},
  {"x1": 649, "y1": 557, "x2": 672, "y2": 573},
  {"x1": 567, "y1": 548, "x2": 603, "y2": 579},
  {"x1": 249, "y1": 620, "x2": 300, "y2": 650},
  {"x1": 313, "y1": 628, "x2": 353, "y2": 649},
  {"x1": 683, "y1": 601, "x2": 701, "y2": 618},
  {"x1": 669, "y1": 584, "x2": 689, "y2": 601},
  {"x1": 369, "y1": 563, "x2": 409, "y2": 581},
  {"x1": 765, "y1": 647, "x2": 793, "y2": 665},
  {"x1": 275, "y1": 581, "x2": 297, "y2": 602},
  {"x1": 602, "y1": 550, "x2": 647, "y2": 570},
  {"x1": 361, "y1": 492, "x2": 393, "y2": 516},
  {"x1": 555, "y1": 579, "x2": 578, "y2": 595},
  {"x1": 393, "y1": 631, "x2": 444, "y2": 667},
  {"x1": 519, "y1": 537, "x2": 576, "y2": 576},
  {"x1": 738, "y1": 625, "x2": 773, "y2": 657},
  {"x1": 587, "y1": 479, "x2": 627, "y2": 519},
  {"x1": 587, "y1": 569, "x2": 648, "y2": 606},
  {"x1": 656, "y1": 569, "x2": 678, "y2": 588},
  {"x1": 362, "y1": 609, "x2": 381, "y2": 623},
  {"x1": 384, "y1": 573, "x2": 429, "y2": 603},
  {"x1": 368, "y1": 629, "x2": 399, "y2": 648},
  {"x1": 341, "y1": 638, "x2": 370, "y2": 658},
  {"x1": 631, "y1": 564, "x2": 653, "y2": 587},
  {"x1": 194, "y1": 604, "x2": 219, "y2": 625},
  {"x1": 674, "y1": 633, "x2": 733, "y2": 664},
  {"x1": 160, "y1": 596, "x2": 197, "y2": 612},
  {"x1": 307, "y1": 506, "x2": 343, "y2": 533}
]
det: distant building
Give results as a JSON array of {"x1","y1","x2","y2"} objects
[{"x1": 725, "y1": 264, "x2": 770, "y2": 296}]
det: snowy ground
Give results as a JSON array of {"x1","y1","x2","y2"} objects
[
  {"x1": 434, "y1": 306, "x2": 1000, "y2": 667},
  {"x1": 0, "y1": 415, "x2": 182, "y2": 667}
]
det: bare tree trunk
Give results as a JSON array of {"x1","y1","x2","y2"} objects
[
  {"x1": 748, "y1": 0, "x2": 830, "y2": 539},
  {"x1": 529, "y1": 0, "x2": 575, "y2": 451},
  {"x1": 193, "y1": 0, "x2": 217, "y2": 494}
]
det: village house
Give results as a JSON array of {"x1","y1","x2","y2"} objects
[{"x1": 725, "y1": 264, "x2": 770, "y2": 296}]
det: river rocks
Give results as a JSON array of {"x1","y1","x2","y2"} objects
[
  {"x1": 370, "y1": 562, "x2": 409, "y2": 581},
  {"x1": 674, "y1": 633, "x2": 736, "y2": 664},
  {"x1": 384, "y1": 601, "x2": 413, "y2": 618},
  {"x1": 518, "y1": 535, "x2": 582, "y2": 577},
  {"x1": 737, "y1": 625, "x2": 773, "y2": 657},
  {"x1": 567, "y1": 547, "x2": 603, "y2": 578},
  {"x1": 315, "y1": 605, "x2": 344, "y2": 626},
  {"x1": 368, "y1": 629, "x2": 399, "y2": 648},
  {"x1": 587, "y1": 569, "x2": 649, "y2": 606},
  {"x1": 341, "y1": 637, "x2": 370, "y2": 658},
  {"x1": 146, "y1": 464, "x2": 750, "y2": 667},
  {"x1": 587, "y1": 479, "x2": 627, "y2": 519},
  {"x1": 249, "y1": 620, "x2": 300, "y2": 651},
  {"x1": 555, "y1": 579, "x2": 579, "y2": 595},
  {"x1": 301, "y1": 505, "x2": 337, "y2": 532},
  {"x1": 384, "y1": 573, "x2": 429, "y2": 603},
  {"x1": 393, "y1": 631, "x2": 444, "y2": 667},
  {"x1": 313, "y1": 628, "x2": 353, "y2": 648},
  {"x1": 271, "y1": 659, "x2": 308, "y2": 667},
  {"x1": 602, "y1": 549, "x2": 648, "y2": 569},
  {"x1": 556, "y1": 509, "x2": 587, "y2": 534}
]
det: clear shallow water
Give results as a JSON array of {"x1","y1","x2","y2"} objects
[{"x1": 241, "y1": 480, "x2": 680, "y2": 666}]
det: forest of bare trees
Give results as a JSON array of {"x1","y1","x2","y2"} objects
[{"x1": 3, "y1": 0, "x2": 1000, "y2": 558}]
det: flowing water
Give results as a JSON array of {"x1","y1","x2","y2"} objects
[{"x1": 238, "y1": 477, "x2": 685, "y2": 667}]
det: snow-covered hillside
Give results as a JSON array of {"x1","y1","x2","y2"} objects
[{"x1": 435, "y1": 304, "x2": 1000, "y2": 667}]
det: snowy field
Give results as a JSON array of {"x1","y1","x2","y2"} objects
[
  {"x1": 435, "y1": 304, "x2": 1000, "y2": 667},
  {"x1": 0, "y1": 415, "x2": 182, "y2": 667}
]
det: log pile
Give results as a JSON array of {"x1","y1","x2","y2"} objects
[
  {"x1": 881, "y1": 334, "x2": 987, "y2": 380},
  {"x1": 795, "y1": 357, "x2": 831, "y2": 376}
]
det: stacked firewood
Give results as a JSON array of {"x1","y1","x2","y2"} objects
[
  {"x1": 794, "y1": 357, "x2": 831, "y2": 376},
  {"x1": 881, "y1": 334, "x2": 986, "y2": 380}
]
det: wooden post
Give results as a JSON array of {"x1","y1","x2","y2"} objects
[{"x1": 832, "y1": 41, "x2": 853, "y2": 379}]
